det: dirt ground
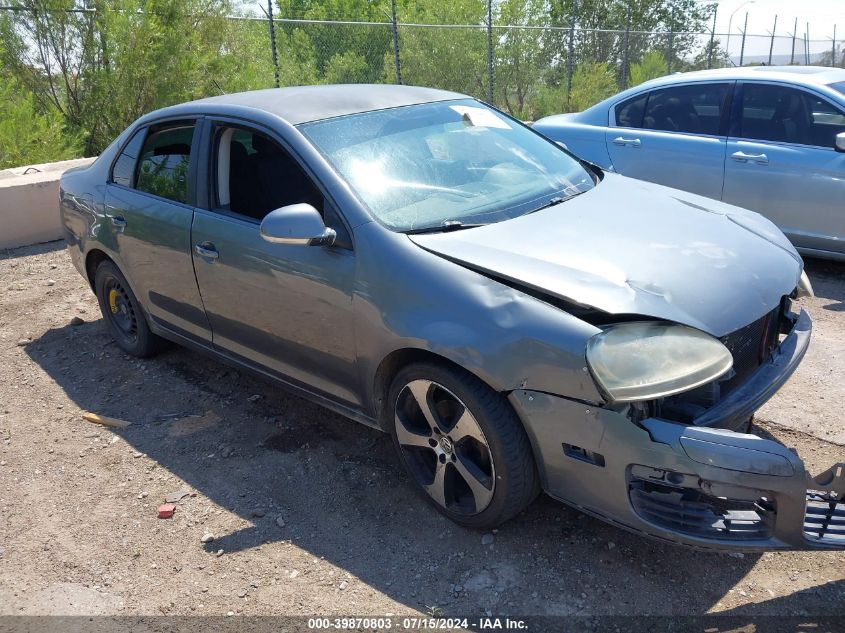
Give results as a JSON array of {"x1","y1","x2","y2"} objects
[{"x1": 0, "y1": 241, "x2": 843, "y2": 623}]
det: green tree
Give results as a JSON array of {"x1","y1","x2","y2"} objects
[
  {"x1": 277, "y1": 0, "x2": 391, "y2": 83},
  {"x1": 494, "y1": 0, "x2": 547, "y2": 117},
  {"x1": 568, "y1": 61, "x2": 616, "y2": 112},
  {"x1": 0, "y1": 20, "x2": 81, "y2": 168},
  {"x1": 3, "y1": 0, "x2": 280, "y2": 155},
  {"x1": 629, "y1": 50, "x2": 668, "y2": 86},
  {"x1": 390, "y1": 0, "x2": 488, "y2": 98}
]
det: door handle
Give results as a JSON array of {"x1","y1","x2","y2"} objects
[
  {"x1": 194, "y1": 243, "x2": 219, "y2": 260},
  {"x1": 107, "y1": 215, "x2": 126, "y2": 230},
  {"x1": 612, "y1": 136, "x2": 642, "y2": 148},
  {"x1": 731, "y1": 151, "x2": 769, "y2": 165}
]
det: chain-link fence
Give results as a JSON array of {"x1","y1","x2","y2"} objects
[
  {"x1": 259, "y1": 15, "x2": 844, "y2": 118},
  {"x1": 2, "y1": 4, "x2": 843, "y2": 131}
]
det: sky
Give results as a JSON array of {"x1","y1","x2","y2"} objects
[{"x1": 706, "y1": 0, "x2": 845, "y2": 60}]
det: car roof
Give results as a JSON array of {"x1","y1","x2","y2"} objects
[
  {"x1": 152, "y1": 84, "x2": 467, "y2": 126},
  {"x1": 550, "y1": 65, "x2": 845, "y2": 126},
  {"x1": 637, "y1": 65, "x2": 845, "y2": 90}
]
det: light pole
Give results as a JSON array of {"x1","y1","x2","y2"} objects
[{"x1": 726, "y1": 0, "x2": 755, "y2": 64}]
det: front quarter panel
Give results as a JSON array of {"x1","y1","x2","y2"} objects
[{"x1": 353, "y1": 222, "x2": 604, "y2": 420}]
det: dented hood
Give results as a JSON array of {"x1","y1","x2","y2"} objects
[{"x1": 409, "y1": 174, "x2": 802, "y2": 338}]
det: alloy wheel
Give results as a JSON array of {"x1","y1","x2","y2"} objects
[{"x1": 394, "y1": 379, "x2": 495, "y2": 515}]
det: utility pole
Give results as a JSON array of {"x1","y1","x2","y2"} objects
[
  {"x1": 739, "y1": 12, "x2": 748, "y2": 66},
  {"x1": 622, "y1": 0, "x2": 632, "y2": 87},
  {"x1": 806, "y1": 23, "x2": 810, "y2": 64},
  {"x1": 391, "y1": 0, "x2": 402, "y2": 84},
  {"x1": 667, "y1": 6, "x2": 675, "y2": 74},
  {"x1": 767, "y1": 15, "x2": 777, "y2": 65},
  {"x1": 566, "y1": 0, "x2": 578, "y2": 105},
  {"x1": 833, "y1": 25, "x2": 838, "y2": 67},
  {"x1": 487, "y1": 0, "x2": 493, "y2": 103},
  {"x1": 790, "y1": 17, "x2": 797, "y2": 64},
  {"x1": 707, "y1": 3, "x2": 717, "y2": 69},
  {"x1": 267, "y1": 0, "x2": 280, "y2": 88}
]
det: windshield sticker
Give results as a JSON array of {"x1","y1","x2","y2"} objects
[{"x1": 449, "y1": 105, "x2": 511, "y2": 130}]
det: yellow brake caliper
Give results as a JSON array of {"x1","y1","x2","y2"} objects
[{"x1": 108, "y1": 288, "x2": 119, "y2": 314}]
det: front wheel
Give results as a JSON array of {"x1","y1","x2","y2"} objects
[{"x1": 388, "y1": 362, "x2": 539, "y2": 529}]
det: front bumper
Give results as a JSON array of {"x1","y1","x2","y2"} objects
[{"x1": 511, "y1": 309, "x2": 845, "y2": 550}]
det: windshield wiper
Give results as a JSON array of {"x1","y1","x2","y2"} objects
[
  {"x1": 404, "y1": 220, "x2": 488, "y2": 235},
  {"x1": 524, "y1": 187, "x2": 589, "y2": 216}
]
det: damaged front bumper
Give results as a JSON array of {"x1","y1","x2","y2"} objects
[{"x1": 510, "y1": 309, "x2": 845, "y2": 550}]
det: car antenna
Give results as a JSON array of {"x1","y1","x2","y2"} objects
[{"x1": 212, "y1": 80, "x2": 227, "y2": 95}]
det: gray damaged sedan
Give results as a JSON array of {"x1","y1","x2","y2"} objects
[{"x1": 60, "y1": 85, "x2": 844, "y2": 550}]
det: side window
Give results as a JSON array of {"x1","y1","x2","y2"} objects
[
  {"x1": 642, "y1": 83, "x2": 729, "y2": 136},
  {"x1": 740, "y1": 84, "x2": 845, "y2": 147},
  {"x1": 135, "y1": 124, "x2": 195, "y2": 204},
  {"x1": 213, "y1": 126, "x2": 323, "y2": 222},
  {"x1": 111, "y1": 129, "x2": 146, "y2": 187},
  {"x1": 614, "y1": 93, "x2": 647, "y2": 128}
]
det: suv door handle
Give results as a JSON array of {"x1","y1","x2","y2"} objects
[
  {"x1": 612, "y1": 136, "x2": 642, "y2": 148},
  {"x1": 731, "y1": 151, "x2": 769, "y2": 165},
  {"x1": 194, "y1": 243, "x2": 219, "y2": 260}
]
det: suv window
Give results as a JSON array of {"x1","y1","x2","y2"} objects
[
  {"x1": 739, "y1": 83, "x2": 845, "y2": 147},
  {"x1": 111, "y1": 129, "x2": 146, "y2": 188},
  {"x1": 641, "y1": 83, "x2": 729, "y2": 136},
  {"x1": 213, "y1": 126, "x2": 323, "y2": 221},
  {"x1": 135, "y1": 124, "x2": 195, "y2": 204}
]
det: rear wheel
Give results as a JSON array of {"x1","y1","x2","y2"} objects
[
  {"x1": 94, "y1": 261, "x2": 166, "y2": 358},
  {"x1": 389, "y1": 362, "x2": 538, "y2": 529}
]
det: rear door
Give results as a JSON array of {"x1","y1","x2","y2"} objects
[
  {"x1": 722, "y1": 82, "x2": 845, "y2": 255},
  {"x1": 104, "y1": 119, "x2": 211, "y2": 342},
  {"x1": 605, "y1": 82, "x2": 732, "y2": 199},
  {"x1": 189, "y1": 120, "x2": 360, "y2": 406}
]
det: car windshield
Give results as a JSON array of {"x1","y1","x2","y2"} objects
[
  {"x1": 829, "y1": 81, "x2": 845, "y2": 98},
  {"x1": 299, "y1": 99, "x2": 595, "y2": 232}
]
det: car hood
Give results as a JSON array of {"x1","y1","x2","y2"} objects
[{"x1": 409, "y1": 174, "x2": 802, "y2": 337}]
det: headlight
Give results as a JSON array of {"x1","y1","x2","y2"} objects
[
  {"x1": 586, "y1": 322, "x2": 733, "y2": 403},
  {"x1": 796, "y1": 269, "x2": 814, "y2": 298}
]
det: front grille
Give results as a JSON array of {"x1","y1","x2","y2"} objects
[
  {"x1": 629, "y1": 474, "x2": 774, "y2": 541},
  {"x1": 804, "y1": 492, "x2": 845, "y2": 544},
  {"x1": 719, "y1": 306, "x2": 782, "y2": 394}
]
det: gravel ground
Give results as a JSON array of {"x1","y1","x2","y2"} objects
[{"x1": 0, "y1": 241, "x2": 843, "y2": 622}]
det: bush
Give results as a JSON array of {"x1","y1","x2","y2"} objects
[
  {"x1": 0, "y1": 76, "x2": 81, "y2": 169},
  {"x1": 568, "y1": 62, "x2": 617, "y2": 112},
  {"x1": 629, "y1": 51, "x2": 669, "y2": 86}
]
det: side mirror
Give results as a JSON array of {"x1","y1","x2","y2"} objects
[
  {"x1": 836, "y1": 132, "x2": 845, "y2": 153},
  {"x1": 259, "y1": 203, "x2": 336, "y2": 246}
]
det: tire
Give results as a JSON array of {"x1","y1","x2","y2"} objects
[
  {"x1": 388, "y1": 361, "x2": 539, "y2": 529},
  {"x1": 93, "y1": 260, "x2": 167, "y2": 358}
]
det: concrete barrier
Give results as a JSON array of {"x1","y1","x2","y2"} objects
[{"x1": 0, "y1": 157, "x2": 96, "y2": 250}]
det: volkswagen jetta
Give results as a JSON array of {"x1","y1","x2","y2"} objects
[{"x1": 60, "y1": 85, "x2": 844, "y2": 550}]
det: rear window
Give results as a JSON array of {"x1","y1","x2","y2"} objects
[
  {"x1": 615, "y1": 93, "x2": 647, "y2": 128},
  {"x1": 614, "y1": 83, "x2": 729, "y2": 136},
  {"x1": 642, "y1": 83, "x2": 729, "y2": 136},
  {"x1": 135, "y1": 125, "x2": 194, "y2": 204},
  {"x1": 111, "y1": 129, "x2": 146, "y2": 188},
  {"x1": 829, "y1": 81, "x2": 845, "y2": 98}
]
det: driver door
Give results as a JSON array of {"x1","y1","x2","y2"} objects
[{"x1": 190, "y1": 120, "x2": 360, "y2": 406}]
